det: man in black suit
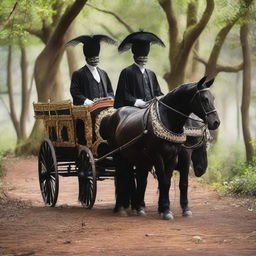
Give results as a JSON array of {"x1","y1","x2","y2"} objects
[
  {"x1": 66, "y1": 34, "x2": 116, "y2": 145},
  {"x1": 114, "y1": 31, "x2": 165, "y2": 109},
  {"x1": 113, "y1": 31, "x2": 165, "y2": 215},
  {"x1": 66, "y1": 34, "x2": 116, "y2": 106}
]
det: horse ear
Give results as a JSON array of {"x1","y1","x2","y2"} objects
[
  {"x1": 205, "y1": 78, "x2": 215, "y2": 88},
  {"x1": 197, "y1": 76, "x2": 207, "y2": 90}
]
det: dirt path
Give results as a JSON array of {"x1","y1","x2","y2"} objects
[{"x1": 0, "y1": 156, "x2": 255, "y2": 256}]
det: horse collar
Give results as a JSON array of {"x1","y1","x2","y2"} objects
[{"x1": 150, "y1": 101, "x2": 186, "y2": 143}]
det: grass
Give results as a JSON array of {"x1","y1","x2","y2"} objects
[
  {"x1": 201, "y1": 140, "x2": 256, "y2": 197},
  {"x1": 0, "y1": 127, "x2": 16, "y2": 181}
]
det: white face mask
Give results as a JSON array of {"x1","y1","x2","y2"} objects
[
  {"x1": 134, "y1": 56, "x2": 148, "y2": 66},
  {"x1": 86, "y1": 56, "x2": 99, "y2": 67}
]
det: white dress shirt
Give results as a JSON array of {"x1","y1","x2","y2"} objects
[
  {"x1": 86, "y1": 64, "x2": 101, "y2": 83},
  {"x1": 134, "y1": 62, "x2": 145, "y2": 74}
]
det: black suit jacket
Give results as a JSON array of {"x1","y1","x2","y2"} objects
[
  {"x1": 114, "y1": 64, "x2": 163, "y2": 108},
  {"x1": 70, "y1": 65, "x2": 114, "y2": 105}
]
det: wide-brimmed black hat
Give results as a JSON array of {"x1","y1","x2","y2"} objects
[
  {"x1": 118, "y1": 31, "x2": 165, "y2": 56},
  {"x1": 65, "y1": 34, "x2": 117, "y2": 58}
]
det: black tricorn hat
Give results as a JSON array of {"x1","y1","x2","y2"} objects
[
  {"x1": 65, "y1": 34, "x2": 117, "y2": 58},
  {"x1": 118, "y1": 31, "x2": 165, "y2": 56}
]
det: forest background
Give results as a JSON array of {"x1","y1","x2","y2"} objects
[{"x1": 0, "y1": 0, "x2": 255, "y2": 196}]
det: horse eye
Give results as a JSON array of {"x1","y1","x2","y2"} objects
[{"x1": 202, "y1": 97, "x2": 209, "y2": 104}]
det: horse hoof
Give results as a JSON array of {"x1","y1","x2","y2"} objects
[
  {"x1": 115, "y1": 207, "x2": 128, "y2": 217},
  {"x1": 130, "y1": 209, "x2": 137, "y2": 216},
  {"x1": 137, "y1": 208, "x2": 147, "y2": 216},
  {"x1": 161, "y1": 211, "x2": 174, "y2": 220},
  {"x1": 183, "y1": 210, "x2": 192, "y2": 217}
]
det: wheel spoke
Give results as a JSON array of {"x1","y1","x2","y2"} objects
[
  {"x1": 45, "y1": 179, "x2": 51, "y2": 205},
  {"x1": 77, "y1": 149, "x2": 96, "y2": 208},
  {"x1": 38, "y1": 139, "x2": 58, "y2": 207}
]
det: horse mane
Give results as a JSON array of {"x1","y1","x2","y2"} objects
[{"x1": 161, "y1": 82, "x2": 198, "y2": 103}]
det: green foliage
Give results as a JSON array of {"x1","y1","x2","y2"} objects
[
  {"x1": 0, "y1": 126, "x2": 15, "y2": 191},
  {"x1": 0, "y1": 125, "x2": 16, "y2": 153},
  {"x1": 0, "y1": 150, "x2": 8, "y2": 178},
  {"x1": 202, "y1": 141, "x2": 244, "y2": 184},
  {"x1": 0, "y1": 0, "x2": 61, "y2": 45},
  {"x1": 224, "y1": 161, "x2": 256, "y2": 196},
  {"x1": 203, "y1": 140, "x2": 256, "y2": 197}
]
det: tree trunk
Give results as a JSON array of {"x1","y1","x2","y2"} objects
[
  {"x1": 34, "y1": 0, "x2": 87, "y2": 103},
  {"x1": 205, "y1": 23, "x2": 236, "y2": 78},
  {"x1": 194, "y1": 0, "x2": 253, "y2": 79},
  {"x1": 235, "y1": 72, "x2": 241, "y2": 139},
  {"x1": 186, "y1": 0, "x2": 200, "y2": 81},
  {"x1": 20, "y1": 43, "x2": 29, "y2": 140},
  {"x1": 51, "y1": 69, "x2": 64, "y2": 101},
  {"x1": 240, "y1": 23, "x2": 254, "y2": 163},
  {"x1": 7, "y1": 45, "x2": 21, "y2": 141},
  {"x1": 65, "y1": 21, "x2": 79, "y2": 78},
  {"x1": 25, "y1": 0, "x2": 88, "y2": 154},
  {"x1": 159, "y1": 0, "x2": 214, "y2": 90}
]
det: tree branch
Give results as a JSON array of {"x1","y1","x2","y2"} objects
[
  {"x1": 184, "y1": 0, "x2": 214, "y2": 48},
  {"x1": 186, "y1": 0, "x2": 198, "y2": 28},
  {"x1": 0, "y1": 2, "x2": 18, "y2": 31},
  {"x1": 25, "y1": 28, "x2": 45, "y2": 43},
  {"x1": 86, "y1": 3, "x2": 134, "y2": 33},
  {"x1": 194, "y1": 52, "x2": 243, "y2": 73},
  {"x1": 99, "y1": 23, "x2": 119, "y2": 39},
  {"x1": 51, "y1": 0, "x2": 65, "y2": 27},
  {"x1": 205, "y1": 0, "x2": 253, "y2": 77},
  {"x1": 194, "y1": 56, "x2": 208, "y2": 66},
  {"x1": 0, "y1": 97, "x2": 11, "y2": 117},
  {"x1": 50, "y1": 0, "x2": 88, "y2": 48},
  {"x1": 158, "y1": 0, "x2": 178, "y2": 58},
  {"x1": 216, "y1": 63, "x2": 243, "y2": 73},
  {"x1": 186, "y1": 0, "x2": 200, "y2": 80}
]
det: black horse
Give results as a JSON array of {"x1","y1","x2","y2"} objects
[
  {"x1": 107, "y1": 77, "x2": 220, "y2": 220},
  {"x1": 129, "y1": 115, "x2": 210, "y2": 219}
]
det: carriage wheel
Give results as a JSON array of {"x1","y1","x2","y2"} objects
[
  {"x1": 38, "y1": 138, "x2": 59, "y2": 207},
  {"x1": 77, "y1": 147, "x2": 97, "y2": 209}
]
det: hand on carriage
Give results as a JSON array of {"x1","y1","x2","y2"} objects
[
  {"x1": 84, "y1": 98, "x2": 94, "y2": 106},
  {"x1": 156, "y1": 95, "x2": 164, "y2": 100},
  {"x1": 134, "y1": 99, "x2": 146, "y2": 108}
]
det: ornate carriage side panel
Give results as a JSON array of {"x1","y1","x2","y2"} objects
[
  {"x1": 33, "y1": 100, "x2": 76, "y2": 148},
  {"x1": 72, "y1": 105, "x2": 93, "y2": 148},
  {"x1": 92, "y1": 107, "x2": 115, "y2": 156}
]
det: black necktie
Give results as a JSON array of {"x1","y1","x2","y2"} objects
[{"x1": 143, "y1": 72, "x2": 152, "y2": 101}]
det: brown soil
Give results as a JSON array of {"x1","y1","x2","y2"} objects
[{"x1": 0, "y1": 156, "x2": 255, "y2": 256}]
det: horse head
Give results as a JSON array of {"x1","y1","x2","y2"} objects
[
  {"x1": 190, "y1": 77, "x2": 220, "y2": 130},
  {"x1": 184, "y1": 117, "x2": 209, "y2": 177},
  {"x1": 191, "y1": 141, "x2": 208, "y2": 177}
]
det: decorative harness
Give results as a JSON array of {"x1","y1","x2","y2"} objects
[
  {"x1": 151, "y1": 87, "x2": 216, "y2": 148},
  {"x1": 150, "y1": 100, "x2": 209, "y2": 148},
  {"x1": 96, "y1": 88, "x2": 215, "y2": 162}
]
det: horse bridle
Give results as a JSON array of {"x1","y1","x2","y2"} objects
[
  {"x1": 156, "y1": 88, "x2": 217, "y2": 124},
  {"x1": 190, "y1": 88, "x2": 217, "y2": 121}
]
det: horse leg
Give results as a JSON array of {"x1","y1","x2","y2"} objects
[
  {"x1": 157, "y1": 171, "x2": 173, "y2": 220},
  {"x1": 113, "y1": 154, "x2": 131, "y2": 216},
  {"x1": 134, "y1": 167, "x2": 149, "y2": 216},
  {"x1": 128, "y1": 166, "x2": 137, "y2": 213},
  {"x1": 154, "y1": 161, "x2": 173, "y2": 220},
  {"x1": 178, "y1": 152, "x2": 192, "y2": 216},
  {"x1": 155, "y1": 154, "x2": 179, "y2": 220}
]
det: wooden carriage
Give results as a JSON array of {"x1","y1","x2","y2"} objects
[{"x1": 33, "y1": 98, "x2": 116, "y2": 208}]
